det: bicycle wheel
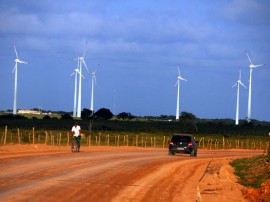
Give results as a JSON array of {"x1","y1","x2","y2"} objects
[{"x1": 71, "y1": 140, "x2": 78, "y2": 152}]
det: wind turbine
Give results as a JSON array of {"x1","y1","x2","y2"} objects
[
  {"x1": 90, "y1": 69, "x2": 97, "y2": 115},
  {"x1": 73, "y1": 42, "x2": 90, "y2": 118},
  {"x1": 232, "y1": 69, "x2": 247, "y2": 125},
  {"x1": 175, "y1": 65, "x2": 187, "y2": 121},
  {"x1": 70, "y1": 65, "x2": 85, "y2": 118},
  {"x1": 245, "y1": 50, "x2": 265, "y2": 123},
  {"x1": 12, "y1": 45, "x2": 28, "y2": 115}
]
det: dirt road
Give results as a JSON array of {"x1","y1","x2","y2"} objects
[{"x1": 0, "y1": 145, "x2": 264, "y2": 202}]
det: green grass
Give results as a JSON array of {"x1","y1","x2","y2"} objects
[{"x1": 230, "y1": 155, "x2": 270, "y2": 188}]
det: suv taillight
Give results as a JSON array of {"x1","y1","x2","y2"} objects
[
  {"x1": 169, "y1": 141, "x2": 174, "y2": 145},
  {"x1": 188, "y1": 142, "x2": 193, "y2": 146}
]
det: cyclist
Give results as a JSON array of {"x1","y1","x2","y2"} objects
[{"x1": 71, "y1": 122, "x2": 81, "y2": 151}]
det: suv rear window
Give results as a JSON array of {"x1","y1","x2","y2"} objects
[{"x1": 171, "y1": 136, "x2": 191, "y2": 142}]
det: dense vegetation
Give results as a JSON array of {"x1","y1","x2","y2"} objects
[{"x1": 0, "y1": 110, "x2": 270, "y2": 136}]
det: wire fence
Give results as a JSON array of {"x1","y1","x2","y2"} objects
[{"x1": 1, "y1": 126, "x2": 269, "y2": 151}]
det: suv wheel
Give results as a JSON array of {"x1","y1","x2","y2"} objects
[
  {"x1": 168, "y1": 150, "x2": 175, "y2": 156},
  {"x1": 190, "y1": 149, "x2": 195, "y2": 157}
]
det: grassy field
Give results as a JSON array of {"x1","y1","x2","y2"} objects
[
  {"x1": 230, "y1": 155, "x2": 270, "y2": 188},
  {"x1": 1, "y1": 115, "x2": 269, "y2": 149}
]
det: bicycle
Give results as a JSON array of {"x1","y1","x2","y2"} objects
[{"x1": 71, "y1": 139, "x2": 80, "y2": 152}]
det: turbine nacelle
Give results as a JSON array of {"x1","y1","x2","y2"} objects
[
  {"x1": 91, "y1": 71, "x2": 97, "y2": 85},
  {"x1": 245, "y1": 50, "x2": 266, "y2": 69},
  {"x1": 249, "y1": 64, "x2": 265, "y2": 69},
  {"x1": 178, "y1": 76, "x2": 187, "y2": 81},
  {"x1": 70, "y1": 68, "x2": 85, "y2": 79},
  {"x1": 232, "y1": 69, "x2": 247, "y2": 89},
  {"x1": 13, "y1": 45, "x2": 28, "y2": 68},
  {"x1": 15, "y1": 58, "x2": 28, "y2": 64}
]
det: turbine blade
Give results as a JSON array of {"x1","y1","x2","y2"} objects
[
  {"x1": 12, "y1": 63, "x2": 16, "y2": 74},
  {"x1": 239, "y1": 68, "x2": 242, "y2": 80},
  {"x1": 239, "y1": 81, "x2": 247, "y2": 89},
  {"x1": 175, "y1": 80, "x2": 178, "y2": 86},
  {"x1": 70, "y1": 72, "x2": 75, "y2": 77},
  {"x1": 19, "y1": 60, "x2": 28, "y2": 64},
  {"x1": 83, "y1": 41, "x2": 88, "y2": 57},
  {"x1": 177, "y1": 64, "x2": 180, "y2": 76},
  {"x1": 245, "y1": 50, "x2": 253, "y2": 64},
  {"x1": 78, "y1": 70, "x2": 85, "y2": 79},
  {"x1": 14, "y1": 45, "x2": 19, "y2": 59},
  {"x1": 76, "y1": 58, "x2": 80, "y2": 69},
  {"x1": 232, "y1": 83, "x2": 237, "y2": 88},
  {"x1": 253, "y1": 64, "x2": 266, "y2": 68},
  {"x1": 180, "y1": 77, "x2": 187, "y2": 81},
  {"x1": 82, "y1": 60, "x2": 90, "y2": 73}
]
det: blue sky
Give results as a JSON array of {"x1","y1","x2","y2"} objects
[{"x1": 0, "y1": 0, "x2": 269, "y2": 121}]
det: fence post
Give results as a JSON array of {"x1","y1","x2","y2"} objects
[
  {"x1": 4, "y1": 126, "x2": 7, "y2": 145},
  {"x1": 67, "y1": 132, "x2": 69, "y2": 146},
  {"x1": 145, "y1": 137, "x2": 147, "y2": 148},
  {"x1": 267, "y1": 132, "x2": 270, "y2": 155},
  {"x1": 59, "y1": 133, "x2": 62, "y2": 146},
  {"x1": 32, "y1": 127, "x2": 35, "y2": 144},
  {"x1": 88, "y1": 134, "x2": 91, "y2": 146},
  {"x1": 1, "y1": 132, "x2": 4, "y2": 143},
  {"x1": 126, "y1": 135, "x2": 128, "y2": 146},
  {"x1": 98, "y1": 133, "x2": 101, "y2": 146},
  {"x1": 203, "y1": 137, "x2": 205, "y2": 149},
  {"x1": 56, "y1": 133, "x2": 59, "y2": 145},
  {"x1": 10, "y1": 132, "x2": 13, "y2": 144},
  {"x1": 207, "y1": 138, "x2": 210, "y2": 149},
  {"x1": 17, "y1": 128, "x2": 21, "y2": 144},
  {"x1": 163, "y1": 136, "x2": 165, "y2": 148},
  {"x1": 45, "y1": 131, "x2": 48, "y2": 144}
]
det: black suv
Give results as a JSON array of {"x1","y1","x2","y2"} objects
[{"x1": 168, "y1": 134, "x2": 198, "y2": 157}]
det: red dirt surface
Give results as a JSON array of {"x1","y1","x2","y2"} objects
[{"x1": 0, "y1": 144, "x2": 266, "y2": 202}]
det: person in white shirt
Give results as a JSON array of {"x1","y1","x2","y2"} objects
[{"x1": 71, "y1": 122, "x2": 81, "y2": 150}]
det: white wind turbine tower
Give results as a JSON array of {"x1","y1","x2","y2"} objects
[
  {"x1": 12, "y1": 45, "x2": 28, "y2": 115},
  {"x1": 70, "y1": 65, "x2": 85, "y2": 118},
  {"x1": 232, "y1": 69, "x2": 247, "y2": 125},
  {"x1": 90, "y1": 70, "x2": 97, "y2": 115},
  {"x1": 73, "y1": 42, "x2": 90, "y2": 118},
  {"x1": 175, "y1": 65, "x2": 187, "y2": 121},
  {"x1": 245, "y1": 50, "x2": 265, "y2": 123}
]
